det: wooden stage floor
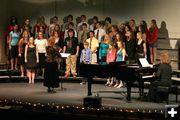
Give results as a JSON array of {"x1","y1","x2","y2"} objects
[{"x1": 0, "y1": 78, "x2": 179, "y2": 119}]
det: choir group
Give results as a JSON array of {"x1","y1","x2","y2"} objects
[{"x1": 5, "y1": 15, "x2": 159, "y2": 90}]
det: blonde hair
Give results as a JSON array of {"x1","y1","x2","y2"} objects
[
  {"x1": 22, "y1": 30, "x2": 29, "y2": 38},
  {"x1": 137, "y1": 31, "x2": 142, "y2": 36},
  {"x1": 83, "y1": 41, "x2": 89, "y2": 46},
  {"x1": 104, "y1": 34, "x2": 111, "y2": 44},
  {"x1": 159, "y1": 51, "x2": 171, "y2": 64},
  {"x1": 28, "y1": 37, "x2": 35, "y2": 45}
]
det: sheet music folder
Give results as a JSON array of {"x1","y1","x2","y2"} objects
[
  {"x1": 60, "y1": 53, "x2": 70, "y2": 58},
  {"x1": 139, "y1": 58, "x2": 153, "y2": 68}
]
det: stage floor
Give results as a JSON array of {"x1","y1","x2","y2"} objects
[{"x1": 0, "y1": 82, "x2": 179, "y2": 110}]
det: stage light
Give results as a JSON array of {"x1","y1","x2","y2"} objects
[{"x1": 56, "y1": 105, "x2": 59, "y2": 109}]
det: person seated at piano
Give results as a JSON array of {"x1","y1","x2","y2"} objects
[
  {"x1": 114, "y1": 41, "x2": 126, "y2": 88},
  {"x1": 86, "y1": 31, "x2": 99, "y2": 64},
  {"x1": 79, "y1": 41, "x2": 92, "y2": 85},
  {"x1": 99, "y1": 34, "x2": 110, "y2": 65},
  {"x1": 148, "y1": 51, "x2": 172, "y2": 102},
  {"x1": 136, "y1": 32, "x2": 147, "y2": 59},
  {"x1": 105, "y1": 43, "x2": 116, "y2": 86}
]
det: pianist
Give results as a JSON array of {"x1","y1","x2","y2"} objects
[{"x1": 148, "y1": 51, "x2": 172, "y2": 102}]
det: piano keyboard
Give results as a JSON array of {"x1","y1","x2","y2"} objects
[
  {"x1": 171, "y1": 77, "x2": 180, "y2": 82},
  {"x1": 142, "y1": 75, "x2": 154, "y2": 79}
]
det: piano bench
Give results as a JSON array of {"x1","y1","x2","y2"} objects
[
  {"x1": 156, "y1": 86, "x2": 170, "y2": 104},
  {"x1": 157, "y1": 85, "x2": 179, "y2": 104}
]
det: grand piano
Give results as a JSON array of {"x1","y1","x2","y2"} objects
[{"x1": 79, "y1": 61, "x2": 158, "y2": 101}]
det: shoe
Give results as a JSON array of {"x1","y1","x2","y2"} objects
[
  {"x1": 73, "y1": 75, "x2": 77, "y2": 78},
  {"x1": 117, "y1": 84, "x2": 124, "y2": 88},
  {"x1": 105, "y1": 82, "x2": 110, "y2": 86},
  {"x1": 65, "y1": 73, "x2": 70, "y2": 78},
  {"x1": 80, "y1": 81, "x2": 86, "y2": 85},
  {"x1": 51, "y1": 88, "x2": 56, "y2": 93},
  {"x1": 48, "y1": 88, "x2": 51, "y2": 92},
  {"x1": 114, "y1": 84, "x2": 119, "y2": 88},
  {"x1": 29, "y1": 81, "x2": 32, "y2": 84},
  {"x1": 109, "y1": 83, "x2": 114, "y2": 87}
]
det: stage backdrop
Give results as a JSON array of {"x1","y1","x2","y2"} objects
[{"x1": 0, "y1": 0, "x2": 180, "y2": 62}]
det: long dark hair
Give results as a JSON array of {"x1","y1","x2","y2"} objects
[
  {"x1": 149, "y1": 19, "x2": 157, "y2": 32},
  {"x1": 10, "y1": 16, "x2": 18, "y2": 26},
  {"x1": 139, "y1": 25, "x2": 146, "y2": 34}
]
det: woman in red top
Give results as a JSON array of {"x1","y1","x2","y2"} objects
[{"x1": 148, "y1": 19, "x2": 159, "y2": 65}]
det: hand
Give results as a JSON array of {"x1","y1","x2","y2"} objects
[
  {"x1": 25, "y1": 59, "x2": 27, "y2": 63},
  {"x1": 9, "y1": 45, "x2": 11, "y2": 50},
  {"x1": 76, "y1": 53, "x2": 78, "y2": 57},
  {"x1": 18, "y1": 53, "x2": 21, "y2": 57},
  {"x1": 37, "y1": 59, "x2": 39, "y2": 63}
]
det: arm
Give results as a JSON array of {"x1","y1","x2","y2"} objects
[
  {"x1": 106, "y1": 50, "x2": 109, "y2": 64},
  {"x1": 24, "y1": 45, "x2": 28, "y2": 63},
  {"x1": 18, "y1": 39, "x2": 23, "y2": 56},
  {"x1": 113, "y1": 50, "x2": 117, "y2": 62},
  {"x1": 153, "y1": 64, "x2": 162, "y2": 78},
  {"x1": 122, "y1": 49, "x2": 126, "y2": 61},
  {"x1": 8, "y1": 33, "x2": 12, "y2": 50},
  {"x1": 45, "y1": 39, "x2": 48, "y2": 47},
  {"x1": 76, "y1": 45, "x2": 79, "y2": 56},
  {"x1": 89, "y1": 50, "x2": 92, "y2": 64},
  {"x1": 63, "y1": 46, "x2": 66, "y2": 53},
  {"x1": 80, "y1": 50, "x2": 83, "y2": 63},
  {"x1": 36, "y1": 46, "x2": 39, "y2": 63},
  {"x1": 99, "y1": 44, "x2": 102, "y2": 59},
  {"x1": 63, "y1": 39, "x2": 67, "y2": 53},
  {"x1": 142, "y1": 33, "x2": 147, "y2": 41},
  {"x1": 143, "y1": 42, "x2": 147, "y2": 58},
  {"x1": 92, "y1": 40, "x2": 99, "y2": 53}
]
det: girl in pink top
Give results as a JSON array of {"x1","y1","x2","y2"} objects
[
  {"x1": 105, "y1": 43, "x2": 116, "y2": 86},
  {"x1": 106, "y1": 43, "x2": 116, "y2": 64}
]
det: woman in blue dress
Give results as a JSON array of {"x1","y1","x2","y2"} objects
[{"x1": 114, "y1": 41, "x2": 126, "y2": 88}]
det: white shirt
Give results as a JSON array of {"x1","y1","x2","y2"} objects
[
  {"x1": 94, "y1": 28, "x2": 106, "y2": 43},
  {"x1": 35, "y1": 38, "x2": 48, "y2": 53},
  {"x1": 90, "y1": 24, "x2": 95, "y2": 31}
]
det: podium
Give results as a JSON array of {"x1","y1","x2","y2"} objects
[{"x1": 59, "y1": 53, "x2": 70, "y2": 91}]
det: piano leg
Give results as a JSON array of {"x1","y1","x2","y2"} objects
[
  {"x1": 87, "y1": 77, "x2": 92, "y2": 96},
  {"x1": 139, "y1": 80, "x2": 144, "y2": 98},
  {"x1": 126, "y1": 81, "x2": 131, "y2": 101}
]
